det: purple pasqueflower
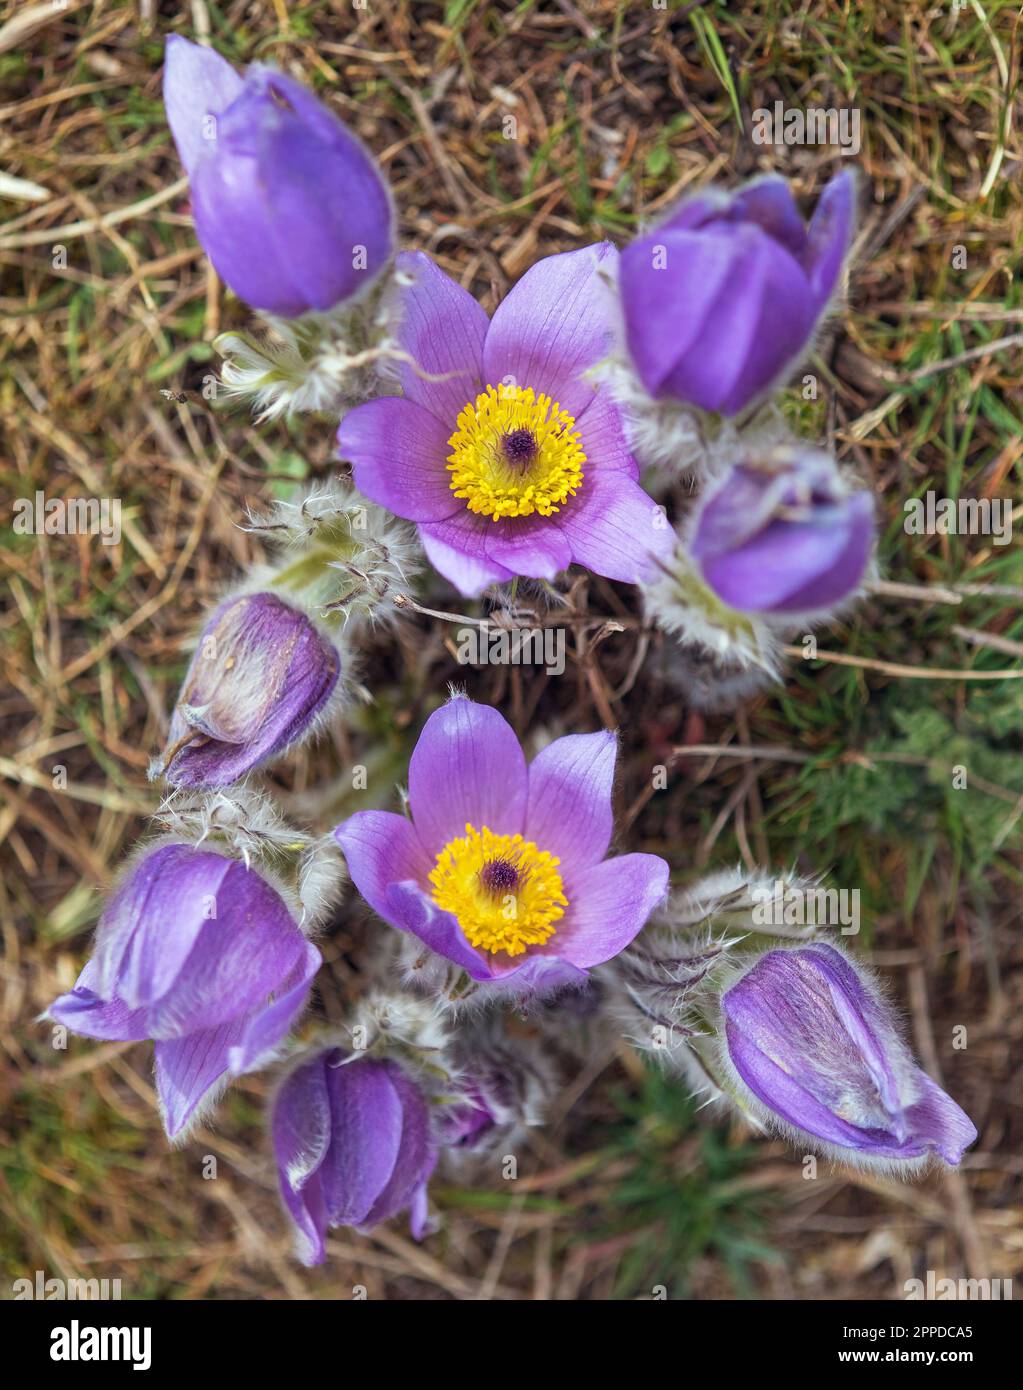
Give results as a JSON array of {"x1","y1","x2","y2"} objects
[
  {"x1": 47, "y1": 843, "x2": 321, "y2": 1139},
  {"x1": 272, "y1": 1049, "x2": 435, "y2": 1265},
  {"x1": 163, "y1": 35, "x2": 393, "y2": 317},
  {"x1": 337, "y1": 246, "x2": 673, "y2": 597},
  {"x1": 333, "y1": 696, "x2": 669, "y2": 992},
  {"x1": 720, "y1": 942, "x2": 977, "y2": 1167},
  {"x1": 156, "y1": 591, "x2": 340, "y2": 790},
  {"x1": 437, "y1": 1080, "x2": 501, "y2": 1151},
  {"x1": 619, "y1": 170, "x2": 856, "y2": 416},
  {"x1": 690, "y1": 446, "x2": 873, "y2": 617}
]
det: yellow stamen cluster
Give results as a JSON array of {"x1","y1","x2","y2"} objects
[
  {"x1": 428, "y1": 823, "x2": 568, "y2": 957},
  {"x1": 446, "y1": 384, "x2": 585, "y2": 520}
]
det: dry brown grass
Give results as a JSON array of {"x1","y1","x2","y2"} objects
[{"x1": 1, "y1": 0, "x2": 1022, "y2": 1300}]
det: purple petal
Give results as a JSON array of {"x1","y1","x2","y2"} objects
[
  {"x1": 338, "y1": 397, "x2": 459, "y2": 523},
  {"x1": 362, "y1": 1063, "x2": 436, "y2": 1228},
  {"x1": 320, "y1": 1058, "x2": 404, "y2": 1225},
  {"x1": 163, "y1": 593, "x2": 340, "y2": 790},
  {"x1": 477, "y1": 953, "x2": 590, "y2": 996},
  {"x1": 47, "y1": 957, "x2": 150, "y2": 1042},
  {"x1": 407, "y1": 697, "x2": 528, "y2": 854},
  {"x1": 485, "y1": 514, "x2": 573, "y2": 580},
  {"x1": 226, "y1": 941, "x2": 322, "y2": 1074},
  {"x1": 482, "y1": 244, "x2": 618, "y2": 418},
  {"x1": 728, "y1": 173, "x2": 808, "y2": 257},
  {"x1": 333, "y1": 810, "x2": 433, "y2": 927},
  {"x1": 554, "y1": 853, "x2": 670, "y2": 967},
  {"x1": 154, "y1": 1019, "x2": 245, "y2": 1138},
  {"x1": 92, "y1": 844, "x2": 232, "y2": 1010},
  {"x1": 803, "y1": 168, "x2": 857, "y2": 310},
  {"x1": 272, "y1": 1053, "x2": 332, "y2": 1266},
  {"x1": 386, "y1": 881, "x2": 493, "y2": 980},
  {"x1": 163, "y1": 35, "x2": 243, "y2": 177},
  {"x1": 722, "y1": 944, "x2": 978, "y2": 1163},
  {"x1": 418, "y1": 520, "x2": 515, "y2": 596},
  {"x1": 620, "y1": 228, "x2": 737, "y2": 396},
  {"x1": 905, "y1": 1073, "x2": 978, "y2": 1167},
  {"x1": 557, "y1": 471, "x2": 674, "y2": 583},
  {"x1": 418, "y1": 509, "x2": 560, "y2": 594},
  {"x1": 777, "y1": 491, "x2": 873, "y2": 612},
  {"x1": 724, "y1": 1018, "x2": 880, "y2": 1150},
  {"x1": 395, "y1": 250, "x2": 489, "y2": 420},
  {"x1": 524, "y1": 732, "x2": 617, "y2": 873},
  {"x1": 574, "y1": 389, "x2": 640, "y2": 479},
  {"x1": 658, "y1": 226, "x2": 813, "y2": 414},
  {"x1": 143, "y1": 861, "x2": 307, "y2": 1039},
  {"x1": 656, "y1": 187, "x2": 732, "y2": 235},
  {"x1": 694, "y1": 463, "x2": 874, "y2": 616},
  {"x1": 183, "y1": 65, "x2": 392, "y2": 316},
  {"x1": 408, "y1": 1182, "x2": 431, "y2": 1240}
]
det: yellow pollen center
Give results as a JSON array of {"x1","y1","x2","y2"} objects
[
  {"x1": 446, "y1": 384, "x2": 586, "y2": 521},
  {"x1": 428, "y1": 823, "x2": 568, "y2": 957}
]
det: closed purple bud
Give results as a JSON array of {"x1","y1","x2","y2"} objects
[
  {"x1": 690, "y1": 446, "x2": 873, "y2": 617},
  {"x1": 619, "y1": 170, "x2": 855, "y2": 415},
  {"x1": 157, "y1": 591, "x2": 340, "y2": 790},
  {"x1": 163, "y1": 36, "x2": 393, "y2": 317},
  {"x1": 47, "y1": 843, "x2": 321, "y2": 1138},
  {"x1": 438, "y1": 1082, "x2": 500, "y2": 1151},
  {"x1": 720, "y1": 943, "x2": 977, "y2": 1168},
  {"x1": 272, "y1": 1050, "x2": 436, "y2": 1265}
]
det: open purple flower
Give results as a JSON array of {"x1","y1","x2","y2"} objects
[
  {"x1": 720, "y1": 942, "x2": 977, "y2": 1167},
  {"x1": 156, "y1": 591, "x2": 340, "y2": 790},
  {"x1": 334, "y1": 696, "x2": 669, "y2": 992},
  {"x1": 48, "y1": 843, "x2": 321, "y2": 1138},
  {"x1": 164, "y1": 35, "x2": 393, "y2": 317},
  {"x1": 272, "y1": 1049, "x2": 435, "y2": 1265},
  {"x1": 619, "y1": 170, "x2": 856, "y2": 416},
  {"x1": 690, "y1": 446, "x2": 873, "y2": 618},
  {"x1": 337, "y1": 246, "x2": 673, "y2": 596}
]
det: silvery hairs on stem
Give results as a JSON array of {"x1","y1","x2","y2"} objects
[
  {"x1": 603, "y1": 866, "x2": 819, "y2": 1068},
  {"x1": 154, "y1": 784, "x2": 347, "y2": 931},
  {"x1": 240, "y1": 478, "x2": 423, "y2": 630},
  {"x1": 214, "y1": 265, "x2": 409, "y2": 422}
]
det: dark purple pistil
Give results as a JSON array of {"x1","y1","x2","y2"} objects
[
  {"x1": 501, "y1": 428, "x2": 538, "y2": 468},
  {"x1": 479, "y1": 858, "x2": 521, "y2": 896}
]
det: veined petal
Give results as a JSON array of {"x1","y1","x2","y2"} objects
[
  {"x1": 47, "y1": 957, "x2": 150, "y2": 1042},
  {"x1": 339, "y1": 398, "x2": 459, "y2": 523},
  {"x1": 396, "y1": 250, "x2": 489, "y2": 420},
  {"x1": 362, "y1": 1063, "x2": 436, "y2": 1229},
  {"x1": 418, "y1": 520, "x2": 515, "y2": 596},
  {"x1": 557, "y1": 471, "x2": 674, "y2": 584},
  {"x1": 407, "y1": 697, "x2": 528, "y2": 853},
  {"x1": 227, "y1": 941, "x2": 322, "y2": 1075},
  {"x1": 386, "y1": 880, "x2": 494, "y2": 980},
  {"x1": 144, "y1": 862, "x2": 307, "y2": 1039},
  {"x1": 333, "y1": 811, "x2": 434, "y2": 927},
  {"x1": 320, "y1": 1058, "x2": 404, "y2": 1225},
  {"x1": 620, "y1": 228, "x2": 736, "y2": 396},
  {"x1": 574, "y1": 389, "x2": 640, "y2": 479},
  {"x1": 482, "y1": 244, "x2": 618, "y2": 418},
  {"x1": 272, "y1": 1053, "x2": 332, "y2": 1266},
  {"x1": 485, "y1": 514, "x2": 573, "y2": 580},
  {"x1": 525, "y1": 731, "x2": 617, "y2": 874},
  {"x1": 554, "y1": 853, "x2": 670, "y2": 967},
  {"x1": 92, "y1": 844, "x2": 233, "y2": 1011},
  {"x1": 155, "y1": 1019, "x2": 245, "y2": 1139}
]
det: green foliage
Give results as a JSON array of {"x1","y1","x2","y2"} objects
[{"x1": 597, "y1": 1068, "x2": 778, "y2": 1299}]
